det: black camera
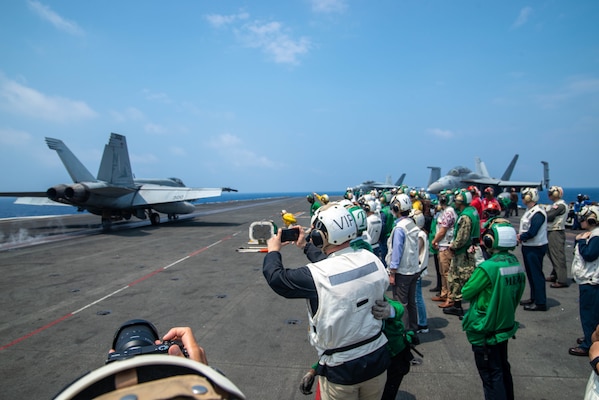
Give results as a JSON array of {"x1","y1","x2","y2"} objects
[
  {"x1": 106, "y1": 319, "x2": 188, "y2": 363},
  {"x1": 280, "y1": 227, "x2": 300, "y2": 242}
]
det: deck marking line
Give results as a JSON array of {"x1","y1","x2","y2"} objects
[
  {"x1": 0, "y1": 313, "x2": 73, "y2": 351},
  {"x1": 0, "y1": 232, "x2": 241, "y2": 351}
]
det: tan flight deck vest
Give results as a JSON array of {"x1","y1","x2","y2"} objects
[{"x1": 547, "y1": 199, "x2": 568, "y2": 231}]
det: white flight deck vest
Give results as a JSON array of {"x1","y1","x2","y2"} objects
[
  {"x1": 437, "y1": 206, "x2": 457, "y2": 248},
  {"x1": 418, "y1": 229, "x2": 429, "y2": 275},
  {"x1": 519, "y1": 204, "x2": 548, "y2": 246},
  {"x1": 547, "y1": 199, "x2": 568, "y2": 231},
  {"x1": 306, "y1": 247, "x2": 389, "y2": 367},
  {"x1": 365, "y1": 213, "x2": 382, "y2": 248},
  {"x1": 386, "y1": 217, "x2": 420, "y2": 275},
  {"x1": 572, "y1": 227, "x2": 599, "y2": 285}
]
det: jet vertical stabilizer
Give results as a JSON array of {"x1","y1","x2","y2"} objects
[
  {"x1": 45, "y1": 137, "x2": 96, "y2": 183},
  {"x1": 541, "y1": 161, "x2": 550, "y2": 190},
  {"x1": 427, "y1": 167, "x2": 441, "y2": 188},
  {"x1": 501, "y1": 154, "x2": 519, "y2": 181},
  {"x1": 97, "y1": 133, "x2": 135, "y2": 186},
  {"x1": 475, "y1": 157, "x2": 490, "y2": 178},
  {"x1": 395, "y1": 173, "x2": 406, "y2": 186}
]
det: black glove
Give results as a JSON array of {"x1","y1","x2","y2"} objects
[{"x1": 299, "y1": 369, "x2": 315, "y2": 395}]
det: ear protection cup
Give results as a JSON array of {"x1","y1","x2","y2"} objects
[
  {"x1": 482, "y1": 231, "x2": 494, "y2": 249},
  {"x1": 439, "y1": 194, "x2": 447, "y2": 205},
  {"x1": 549, "y1": 186, "x2": 563, "y2": 199},
  {"x1": 309, "y1": 220, "x2": 328, "y2": 248},
  {"x1": 392, "y1": 203, "x2": 400, "y2": 213},
  {"x1": 310, "y1": 229, "x2": 324, "y2": 248}
]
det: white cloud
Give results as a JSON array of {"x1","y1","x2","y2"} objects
[
  {"x1": 142, "y1": 89, "x2": 172, "y2": 104},
  {"x1": 310, "y1": 0, "x2": 347, "y2": 14},
  {"x1": 169, "y1": 146, "x2": 187, "y2": 157},
  {"x1": 0, "y1": 127, "x2": 33, "y2": 146},
  {"x1": 130, "y1": 152, "x2": 160, "y2": 165},
  {"x1": 512, "y1": 6, "x2": 533, "y2": 29},
  {"x1": 209, "y1": 133, "x2": 243, "y2": 148},
  {"x1": 206, "y1": 12, "x2": 311, "y2": 65},
  {"x1": 208, "y1": 133, "x2": 278, "y2": 168},
  {"x1": 0, "y1": 75, "x2": 97, "y2": 122},
  {"x1": 109, "y1": 107, "x2": 145, "y2": 123},
  {"x1": 205, "y1": 12, "x2": 249, "y2": 28},
  {"x1": 27, "y1": 0, "x2": 85, "y2": 36},
  {"x1": 428, "y1": 128, "x2": 455, "y2": 139},
  {"x1": 144, "y1": 123, "x2": 168, "y2": 135},
  {"x1": 536, "y1": 76, "x2": 599, "y2": 108},
  {"x1": 239, "y1": 21, "x2": 311, "y2": 65}
]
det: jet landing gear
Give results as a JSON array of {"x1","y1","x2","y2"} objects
[
  {"x1": 101, "y1": 217, "x2": 112, "y2": 231},
  {"x1": 149, "y1": 211, "x2": 160, "y2": 226},
  {"x1": 167, "y1": 214, "x2": 179, "y2": 221}
]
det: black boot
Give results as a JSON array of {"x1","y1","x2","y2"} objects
[{"x1": 443, "y1": 301, "x2": 464, "y2": 317}]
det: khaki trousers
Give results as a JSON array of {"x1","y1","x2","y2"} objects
[{"x1": 318, "y1": 371, "x2": 386, "y2": 400}]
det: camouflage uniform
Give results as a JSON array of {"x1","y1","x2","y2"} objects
[{"x1": 448, "y1": 213, "x2": 477, "y2": 302}]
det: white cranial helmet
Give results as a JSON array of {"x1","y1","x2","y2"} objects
[
  {"x1": 311, "y1": 202, "x2": 357, "y2": 250},
  {"x1": 391, "y1": 193, "x2": 412, "y2": 213},
  {"x1": 409, "y1": 209, "x2": 425, "y2": 229},
  {"x1": 549, "y1": 186, "x2": 563, "y2": 199},
  {"x1": 521, "y1": 187, "x2": 539, "y2": 203},
  {"x1": 579, "y1": 205, "x2": 599, "y2": 225}
]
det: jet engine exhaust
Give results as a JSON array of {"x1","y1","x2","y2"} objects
[
  {"x1": 64, "y1": 184, "x2": 90, "y2": 203},
  {"x1": 46, "y1": 184, "x2": 68, "y2": 201}
]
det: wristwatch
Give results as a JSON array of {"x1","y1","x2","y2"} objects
[{"x1": 591, "y1": 356, "x2": 599, "y2": 376}]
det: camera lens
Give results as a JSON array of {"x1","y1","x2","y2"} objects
[{"x1": 112, "y1": 319, "x2": 160, "y2": 352}]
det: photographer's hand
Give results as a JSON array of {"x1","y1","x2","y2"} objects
[
  {"x1": 295, "y1": 226, "x2": 308, "y2": 248},
  {"x1": 162, "y1": 327, "x2": 207, "y2": 364},
  {"x1": 267, "y1": 229, "x2": 284, "y2": 252}
]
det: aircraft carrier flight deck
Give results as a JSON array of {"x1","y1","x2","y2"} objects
[{"x1": 0, "y1": 197, "x2": 591, "y2": 399}]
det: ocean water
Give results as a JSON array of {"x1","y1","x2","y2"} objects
[
  {"x1": 0, "y1": 188, "x2": 596, "y2": 220},
  {"x1": 0, "y1": 191, "x2": 345, "y2": 219}
]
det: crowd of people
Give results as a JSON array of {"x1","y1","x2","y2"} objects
[
  {"x1": 262, "y1": 185, "x2": 598, "y2": 400},
  {"x1": 56, "y1": 186, "x2": 599, "y2": 400}
]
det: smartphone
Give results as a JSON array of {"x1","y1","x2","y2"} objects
[{"x1": 280, "y1": 228, "x2": 300, "y2": 242}]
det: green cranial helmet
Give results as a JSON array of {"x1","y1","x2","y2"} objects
[
  {"x1": 482, "y1": 219, "x2": 517, "y2": 251},
  {"x1": 454, "y1": 189, "x2": 472, "y2": 206}
]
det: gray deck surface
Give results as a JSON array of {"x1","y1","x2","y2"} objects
[{"x1": 0, "y1": 197, "x2": 591, "y2": 399}]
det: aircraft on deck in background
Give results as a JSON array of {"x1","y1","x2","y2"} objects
[
  {"x1": 426, "y1": 154, "x2": 549, "y2": 195},
  {"x1": 0, "y1": 133, "x2": 237, "y2": 230},
  {"x1": 351, "y1": 173, "x2": 406, "y2": 195}
]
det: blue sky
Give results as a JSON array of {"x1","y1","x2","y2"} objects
[{"x1": 1, "y1": 0, "x2": 598, "y2": 194}]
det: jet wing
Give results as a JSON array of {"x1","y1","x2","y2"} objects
[
  {"x1": 14, "y1": 197, "x2": 71, "y2": 206},
  {"x1": 0, "y1": 191, "x2": 71, "y2": 206},
  {"x1": 0, "y1": 191, "x2": 47, "y2": 197},
  {"x1": 131, "y1": 186, "x2": 224, "y2": 206},
  {"x1": 462, "y1": 178, "x2": 541, "y2": 189}
]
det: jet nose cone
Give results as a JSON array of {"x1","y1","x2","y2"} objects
[{"x1": 428, "y1": 182, "x2": 443, "y2": 194}]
